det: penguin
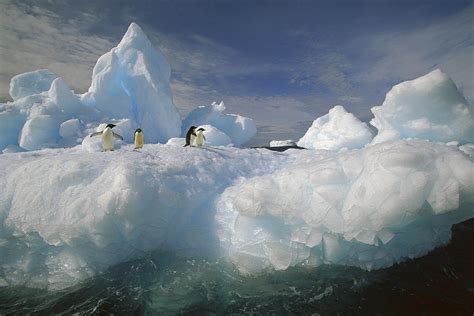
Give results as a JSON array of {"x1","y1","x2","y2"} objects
[
  {"x1": 184, "y1": 126, "x2": 197, "y2": 147},
  {"x1": 90, "y1": 123, "x2": 123, "y2": 151},
  {"x1": 134, "y1": 128, "x2": 144, "y2": 149},
  {"x1": 195, "y1": 127, "x2": 206, "y2": 147}
]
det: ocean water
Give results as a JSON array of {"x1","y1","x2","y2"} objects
[{"x1": 1, "y1": 219, "x2": 473, "y2": 315}]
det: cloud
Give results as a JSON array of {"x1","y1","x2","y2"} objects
[
  {"x1": 359, "y1": 4, "x2": 474, "y2": 101},
  {"x1": 0, "y1": 0, "x2": 115, "y2": 98}
]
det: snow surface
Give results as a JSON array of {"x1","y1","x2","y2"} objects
[
  {"x1": 297, "y1": 105, "x2": 373, "y2": 150},
  {"x1": 0, "y1": 145, "x2": 285, "y2": 289},
  {"x1": 371, "y1": 69, "x2": 474, "y2": 145},
  {"x1": 182, "y1": 101, "x2": 257, "y2": 146},
  {"x1": 459, "y1": 143, "x2": 474, "y2": 158}
]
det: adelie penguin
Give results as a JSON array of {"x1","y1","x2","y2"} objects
[
  {"x1": 90, "y1": 123, "x2": 123, "y2": 151},
  {"x1": 134, "y1": 128, "x2": 144, "y2": 150},
  {"x1": 183, "y1": 126, "x2": 197, "y2": 147},
  {"x1": 195, "y1": 127, "x2": 206, "y2": 147}
]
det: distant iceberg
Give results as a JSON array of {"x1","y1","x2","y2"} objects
[
  {"x1": 297, "y1": 105, "x2": 373, "y2": 151},
  {"x1": 182, "y1": 101, "x2": 256, "y2": 147},
  {"x1": 269, "y1": 140, "x2": 297, "y2": 147}
]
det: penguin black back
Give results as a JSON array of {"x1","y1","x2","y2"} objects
[{"x1": 184, "y1": 126, "x2": 197, "y2": 147}]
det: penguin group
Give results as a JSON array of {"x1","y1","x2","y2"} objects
[
  {"x1": 89, "y1": 124, "x2": 206, "y2": 151},
  {"x1": 183, "y1": 126, "x2": 206, "y2": 147},
  {"x1": 90, "y1": 124, "x2": 144, "y2": 151}
]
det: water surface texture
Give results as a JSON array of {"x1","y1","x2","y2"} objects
[{"x1": 1, "y1": 219, "x2": 473, "y2": 315}]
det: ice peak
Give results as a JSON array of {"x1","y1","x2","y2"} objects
[
  {"x1": 117, "y1": 22, "x2": 152, "y2": 51},
  {"x1": 124, "y1": 22, "x2": 145, "y2": 39}
]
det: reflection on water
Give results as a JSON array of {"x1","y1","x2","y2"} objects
[{"x1": 1, "y1": 219, "x2": 473, "y2": 315}]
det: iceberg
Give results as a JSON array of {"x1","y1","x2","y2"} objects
[
  {"x1": 0, "y1": 140, "x2": 472, "y2": 289},
  {"x1": 297, "y1": 105, "x2": 373, "y2": 151},
  {"x1": 0, "y1": 27, "x2": 473, "y2": 292},
  {"x1": 216, "y1": 140, "x2": 474, "y2": 273},
  {"x1": 86, "y1": 23, "x2": 181, "y2": 144},
  {"x1": 198, "y1": 124, "x2": 233, "y2": 146},
  {"x1": 9, "y1": 69, "x2": 58, "y2": 101},
  {"x1": 182, "y1": 101, "x2": 257, "y2": 146},
  {"x1": 0, "y1": 23, "x2": 181, "y2": 152},
  {"x1": 370, "y1": 69, "x2": 474, "y2": 145},
  {"x1": 0, "y1": 145, "x2": 286, "y2": 289}
]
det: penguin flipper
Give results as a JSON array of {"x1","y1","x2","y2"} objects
[
  {"x1": 90, "y1": 131, "x2": 102, "y2": 138},
  {"x1": 113, "y1": 132, "x2": 123, "y2": 141}
]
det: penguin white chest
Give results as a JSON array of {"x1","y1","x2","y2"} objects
[
  {"x1": 102, "y1": 127, "x2": 114, "y2": 151},
  {"x1": 134, "y1": 132, "x2": 144, "y2": 149},
  {"x1": 195, "y1": 131, "x2": 205, "y2": 146}
]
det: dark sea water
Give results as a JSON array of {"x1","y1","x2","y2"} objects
[{"x1": 1, "y1": 218, "x2": 473, "y2": 315}]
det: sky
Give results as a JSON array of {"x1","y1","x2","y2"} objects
[{"x1": 0, "y1": 0, "x2": 472, "y2": 145}]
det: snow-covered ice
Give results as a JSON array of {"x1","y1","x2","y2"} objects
[
  {"x1": 297, "y1": 105, "x2": 373, "y2": 150},
  {"x1": 0, "y1": 145, "x2": 285, "y2": 289},
  {"x1": 216, "y1": 140, "x2": 473, "y2": 273},
  {"x1": 182, "y1": 101, "x2": 257, "y2": 147},
  {"x1": 370, "y1": 69, "x2": 474, "y2": 145},
  {"x1": 0, "y1": 140, "x2": 472, "y2": 289}
]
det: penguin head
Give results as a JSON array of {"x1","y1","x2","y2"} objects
[
  {"x1": 189, "y1": 126, "x2": 197, "y2": 132},
  {"x1": 106, "y1": 123, "x2": 117, "y2": 129},
  {"x1": 135, "y1": 128, "x2": 142, "y2": 134},
  {"x1": 197, "y1": 127, "x2": 206, "y2": 132}
]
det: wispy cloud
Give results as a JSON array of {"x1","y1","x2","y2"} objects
[
  {"x1": 0, "y1": 0, "x2": 114, "y2": 97},
  {"x1": 359, "y1": 4, "x2": 474, "y2": 101}
]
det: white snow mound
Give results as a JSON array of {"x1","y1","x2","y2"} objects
[
  {"x1": 371, "y1": 69, "x2": 474, "y2": 144},
  {"x1": 9, "y1": 69, "x2": 58, "y2": 101},
  {"x1": 199, "y1": 124, "x2": 233, "y2": 146},
  {"x1": 297, "y1": 105, "x2": 373, "y2": 150},
  {"x1": 182, "y1": 101, "x2": 256, "y2": 146}
]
